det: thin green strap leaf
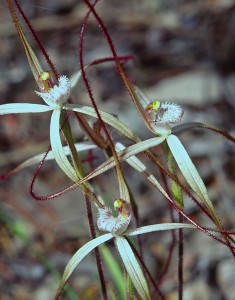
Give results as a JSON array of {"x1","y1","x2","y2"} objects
[
  {"x1": 163, "y1": 141, "x2": 184, "y2": 209},
  {"x1": 99, "y1": 244, "x2": 126, "y2": 300},
  {"x1": 127, "y1": 223, "x2": 195, "y2": 237},
  {"x1": 167, "y1": 134, "x2": 220, "y2": 223},
  {"x1": 0, "y1": 103, "x2": 52, "y2": 115},
  {"x1": 50, "y1": 109, "x2": 78, "y2": 181},
  {"x1": 115, "y1": 237, "x2": 151, "y2": 300},
  {"x1": 60, "y1": 111, "x2": 84, "y2": 178},
  {"x1": 57, "y1": 234, "x2": 112, "y2": 296}
]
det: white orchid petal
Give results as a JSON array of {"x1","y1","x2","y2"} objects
[
  {"x1": 70, "y1": 70, "x2": 82, "y2": 88},
  {"x1": 57, "y1": 233, "x2": 112, "y2": 294},
  {"x1": 167, "y1": 134, "x2": 214, "y2": 211},
  {"x1": 73, "y1": 136, "x2": 165, "y2": 185},
  {"x1": 0, "y1": 103, "x2": 52, "y2": 115},
  {"x1": 50, "y1": 109, "x2": 78, "y2": 181},
  {"x1": 116, "y1": 237, "x2": 151, "y2": 300},
  {"x1": 9, "y1": 142, "x2": 97, "y2": 175},
  {"x1": 127, "y1": 223, "x2": 195, "y2": 236},
  {"x1": 115, "y1": 142, "x2": 170, "y2": 199},
  {"x1": 63, "y1": 104, "x2": 138, "y2": 141}
]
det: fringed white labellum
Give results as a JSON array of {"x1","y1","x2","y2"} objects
[
  {"x1": 36, "y1": 74, "x2": 71, "y2": 108},
  {"x1": 97, "y1": 199, "x2": 131, "y2": 235}
]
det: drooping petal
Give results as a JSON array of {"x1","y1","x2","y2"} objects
[
  {"x1": 172, "y1": 122, "x2": 204, "y2": 134},
  {"x1": 115, "y1": 237, "x2": 151, "y2": 300},
  {"x1": 50, "y1": 109, "x2": 78, "y2": 181},
  {"x1": 0, "y1": 103, "x2": 52, "y2": 115},
  {"x1": 126, "y1": 223, "x2": 195, "y2": 236},
  {"x1": 56, "y1": 233, "x2": 113, "y2": 297},
  {"x1": 167, "y1": 134, "x2": 221, "y2": 225}
]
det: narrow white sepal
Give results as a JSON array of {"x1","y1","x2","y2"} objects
[
  {"x1": 167, "y1": 134, "x2": 213, "y2": 211},
  {"x1": 126, "y1": 223, "x2": 195, "y2": 236},
  {"x1": 74, "y1": 136, "x2": 166, "y2": 184},
  {"x1": 0, "y1": 103, "x2": 52, "y2": 115},
  {"x1": 57, "y1": 234, "x2": 112, "y2": 292},
  {"x1": 70, "y1": 70, "x2": 82, "y2": 88},
  {"x1": 10, "y1": 142, "x2": 97, "y2": 174},
  {"x1": 63, "y1": 104, "x2": 138, "y2": 141},
  {"x1": 116, "y1": 237, "x2": 151, "y2": 300},
  {"x1": 115, "y1": 142, "x2": 170, "y2": 199},
  {"x1": 50, "y1": 109, "x2": 78, "y2": 182}
]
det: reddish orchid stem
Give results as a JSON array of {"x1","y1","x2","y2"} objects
[
  {"x1": 198, "y1": 125, "x2": 235, "y2": 143},
  {"x1": 80, "y1": 1, "x2": 127, "y2": 197},
  {"x1": 29, "y1": 146, "x2": 67, "y2": 201},
  {"x1": 85, "y1": 195, "x2": 107, "y2": 300},
  {"x1": 13, "y1": 0, "x2": 59, "y2": 80},
  {"x1": 178, "y1": 214, "x2": 184, "y2": 300}
]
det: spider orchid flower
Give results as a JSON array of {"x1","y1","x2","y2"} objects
[
  {"x1": 131, "y1": 86, "x2": 225, "y2": 228},
  {"x1": 56, "y1": 199, "x2": 195, "y2": 300}
]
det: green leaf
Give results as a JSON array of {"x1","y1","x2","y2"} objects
[
  {"x1": 126, "y1": 223, "x2": 195, "y2": 236},
  {"x1": 163, "y1": 141, "x2": 184, "y2": 209},
  {"x1": 0, "y1": 103, "x2": 52, "y2": 115},
  {"x1": 115, "y1": 237, "x2": 151, "y2": 300},
  {"x1": 99, "y1": 244, "x2": 126, "y2": 300},
  {"x1": 56, "y1": 234, "x2": 112, "y2": 296},
  {"x1": 50, "y1": 109, "x2": 78, "y2": 181},
  {"x1": 60, "y1": 111, "x2": 84, "y2": 178}
]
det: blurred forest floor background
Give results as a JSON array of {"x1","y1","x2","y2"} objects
[{"x1": 0, "y1": 0, "x2": 235, "y2": 299}]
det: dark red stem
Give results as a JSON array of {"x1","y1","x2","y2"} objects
[
  {"x1": 85, "y1": 195, "x2": 107, "y2": 300},
  {"x1": 13, "y1": 0, "x2": 59, "y2": 80}
]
